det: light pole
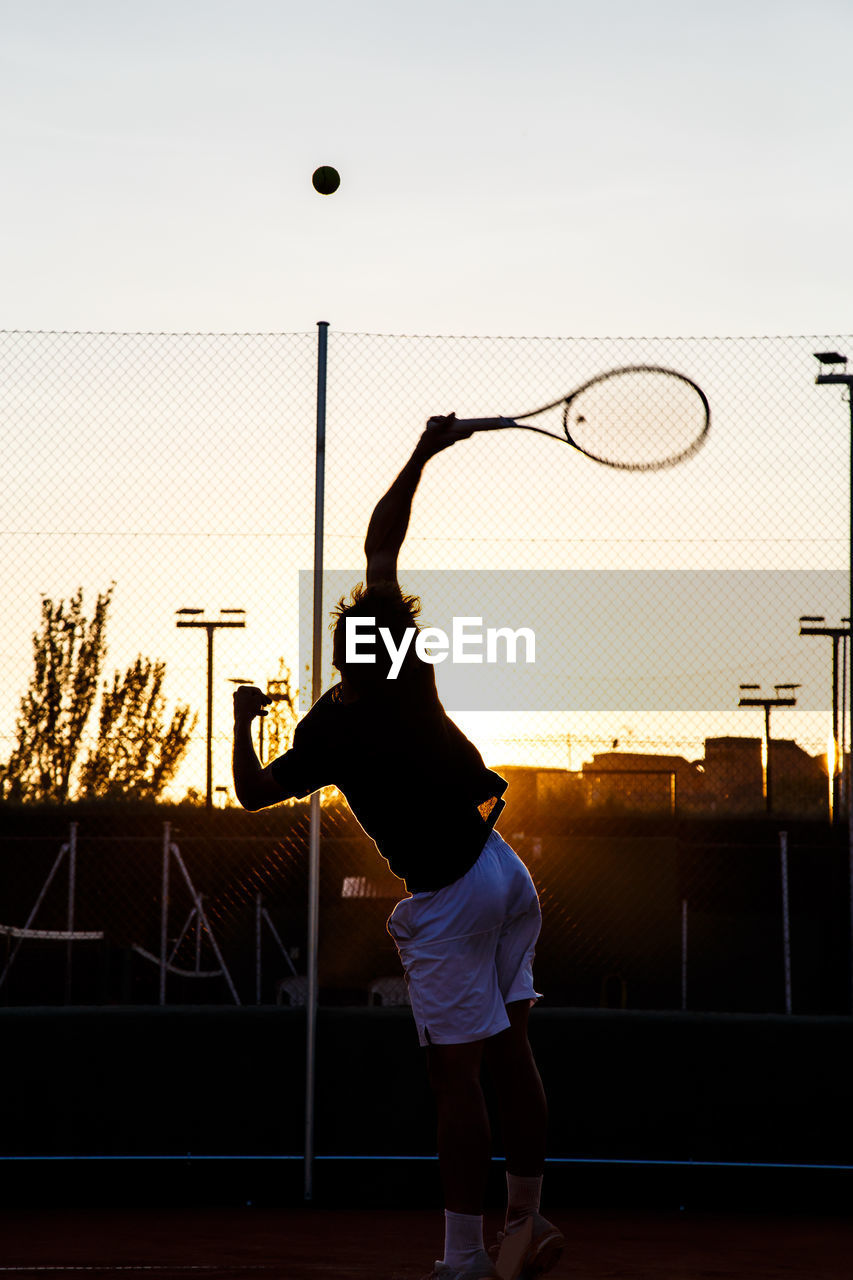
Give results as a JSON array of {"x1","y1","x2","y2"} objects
[
  {"x1": 813, "y1": 350, "x2": 853, "y2": 1009},
  {"x1": 738, "y1": 683, "x2": 799, "y2": 813},
  {"x1": 814, "y1": 350, "x2": 853, "y2": 786},
  {"x1": 798, "y1": 615, "x2": 850, "y2": 821},
  {"x1": 176, "y1": 608, "x2": 246, "y2": 808}
]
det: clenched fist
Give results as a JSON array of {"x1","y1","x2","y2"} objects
[{"x1": 233, "y1": 684, "x2": 270, "y2": 724}]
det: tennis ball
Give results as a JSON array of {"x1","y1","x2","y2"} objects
[{"x1": 312, "y1": 166, "x2": 340, "y2": 195}]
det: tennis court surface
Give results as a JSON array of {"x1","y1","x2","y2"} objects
[{"x1": 1, "y1": 1207, "x2": 850, "y2": 1279}]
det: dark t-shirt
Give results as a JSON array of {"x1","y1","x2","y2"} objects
[{"x1": 269, "y1": 659, "x2": 506, "y2": 892}]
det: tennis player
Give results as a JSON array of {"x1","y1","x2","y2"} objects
[{"x1": 233, "y1": 418, "x2": 564, "y2": 1280}]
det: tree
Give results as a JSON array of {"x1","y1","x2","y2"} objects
[
  {"x1": 78, "y1": 656, "x2": 197, "y2": 801},
  {"x1": 2, "y1": 586, "x2": 112, "y2": 802},
  {"x1": 1, "y1": 585, "x2": 197, "y2": 805}
]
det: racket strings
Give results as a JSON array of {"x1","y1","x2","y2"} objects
[{"x1": 561, "y1": 370, "x2": 708, "y2": 469}]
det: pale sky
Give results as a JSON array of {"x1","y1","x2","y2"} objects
[
  {"x1": 2, "y1": 0, "x2": 852, "y2": 336},
  {"x1": 3, "y1": 1, "x2": 852, "y2": 797}
]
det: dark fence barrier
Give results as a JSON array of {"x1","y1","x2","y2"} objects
[{"x1": 1, "y1": 805, "x2": 849, "y2": 1016}]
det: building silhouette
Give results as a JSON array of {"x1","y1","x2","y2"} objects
[{"x1": 496, "y1": 734, "x2": 831, "y2": 824}]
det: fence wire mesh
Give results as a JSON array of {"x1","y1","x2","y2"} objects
[{"x1": 1, "y1": 329, "x2": 851, "y2": 1013}]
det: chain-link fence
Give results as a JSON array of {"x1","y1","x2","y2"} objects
[{"x1": 1, "y1": 329, "x2": 851, "y2": 1013}]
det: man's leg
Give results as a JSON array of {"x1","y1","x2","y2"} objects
[
  {"x1": 428, "y1": 1038, "x2": 491, "y2": 1211},
  {"x1": 427, "y1": 1038, "x2": 494, "y2": 1273},
  {"x1": 483, "y1": 999, "x2": 547, "y2": 1178},
  {"x1": 484, "y1": 1001, "x2": 563, "y2": 1279}
]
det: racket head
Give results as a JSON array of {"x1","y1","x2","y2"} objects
[{"x1": 515, "y1": 365, "x2": 710, "y2": 471}]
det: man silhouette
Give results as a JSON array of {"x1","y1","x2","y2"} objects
[{"x1": 233, "y1": 417, "x2": 563, "y2": 1280}]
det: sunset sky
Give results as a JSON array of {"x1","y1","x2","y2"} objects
[{"x1": 2, "y1": 1, "x2": 852, "y2": 797}]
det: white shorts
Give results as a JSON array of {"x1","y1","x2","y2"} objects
[{"x1": 386, "y1": 829, "x2": 542, "y2": 1047}]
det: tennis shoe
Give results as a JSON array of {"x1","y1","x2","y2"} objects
[
  {"x1": 422, "y1": 1257, "x2": 499, "y2": 1280},
  {"x1": 491, "y1": 1212, "x2": 565, "y2": 1280}
]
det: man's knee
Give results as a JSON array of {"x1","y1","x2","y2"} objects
[
  {"x1": 489, "y1": 1000, "x2": 531, "y2": 1047},
  {"x1": 484, "y1": 1002, "x2": 538, "y2": 1076},
  {"x1": 505, "y1": 996, "x2": 534, "y2": 1026}
]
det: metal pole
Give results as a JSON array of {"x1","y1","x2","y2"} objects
[
  {"x1": 305, "y1": 320, "x2": 328, "y2": 1201},
  {"x1": 160, "y1": 821, "x2": 170, "y2": 1006},
  {"x1": 680, "y1": 899, "x2": 688, "y2": 1011},
  {"x1": 764, "y1": 703, "x2": 772, "y2": 814},
  {"x1": 64, "y1": 822, "x2": 77, "y2": 1004},
  {"x1": 814, "y1": 361, "x2": 853, "y2": 1009},
  {"x1": 206, "y1": 626, "x2": 215, "y2": 809},
  {"x1": 842, "y1": 633, "x2": 849, "y2": 817},
  {"x1": 832, "y1": 634, "x2": 840, "y2": 820},
  {"x1": 171, "y1": 843, "x2": 241, "y2": 1005},
  {"x1": 738, "y1": 691, "x2": 796, "y2": 813},
  {"x1": 256, "y1": 892, "x2": 263, "y2": 1005},
  {"x1": 849, "y1": 392, "x2": 853, "y2": 1011},
  {"x1": 0, "y1": 841, "x2": 69, "y2": 990},
  {"x1": 798, "y1": 622, "x2": 849, "y2": 820},
  {"x1": 178, "y1": 615, "x2": 245, "y2": 804},
  {"x1": 779, "y1": 831, "x2": 792, "y2": 1014}
]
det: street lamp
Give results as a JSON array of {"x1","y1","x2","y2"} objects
[
  {"x1": 798, "y1": 615, "x2": 850, "y2": 822},
  {"x1": 813, "y1": 351, "x2": 853, "y2": 764},
  {"x1": 738, "y1": 683, "x2": 800, "y2": 813},
  {"x1": 813, "y1": 351, "x2": 853, "y2": 1008},
  {"x1": 176, "y1": 608, "x2": 246, "y2": 808}
]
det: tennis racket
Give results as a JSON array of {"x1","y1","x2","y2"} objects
[{"x1": 431, "y1": 365, "x2": 710, "y2": 471}]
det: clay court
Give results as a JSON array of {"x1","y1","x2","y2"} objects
[{"x1": 1, "y1": 1206, "x2": 851, "y2": 1280}]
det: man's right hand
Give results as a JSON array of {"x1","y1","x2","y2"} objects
[
  {"x1": 423, "y1": 414, "x2": 517, "y2": 454},
  {"x1": 419, "y1": 413, "x2": 482, "y2": 458},
  {"x1": 233, "y1": 685, "x2": 271, "y2": 723}
]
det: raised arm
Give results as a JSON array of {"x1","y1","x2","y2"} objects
[{"x1": 364, "y1": 416, "x2": 480, "y2": 585}]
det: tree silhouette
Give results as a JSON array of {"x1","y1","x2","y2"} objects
[
  {"x1": 78, "y1": 656, "x2": 197, "y2": 801},
  {"x1": 1, "y1": 585, "x2": 196, "y2": 804},
  {"x1": 2, "y1": 586, "x2": 112, "y2": 802}
]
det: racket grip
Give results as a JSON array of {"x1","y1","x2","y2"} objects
[{"x1": 454, "y1": 416, "x2": 515, "y2": 431}]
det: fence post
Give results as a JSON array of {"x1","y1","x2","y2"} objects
[
  {"x1": 64, "y1": 822, "x2": 78, "y2": 1004},
  {"x1": 779, "y1": 830, "x2": 792, "y2": 1014},
  {"x1": 160, "y1": 821, "x2": 171, "y2": 1006},
  {"x1": 305, "y1": 320, "x2": 328, "y2": 1201},
  {"x1": 256, "y1": 891, "x2": 263, "y2": 1005},
  {"x1": 680, "y1": 899, "x2": 688, "y2": 1011}
]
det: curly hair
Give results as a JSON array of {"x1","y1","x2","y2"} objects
[{"x1": 331, "y1": 582, "x2": 422, "y2": 688}]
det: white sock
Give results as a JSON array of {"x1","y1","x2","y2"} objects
[
  {"x1": 505, "y1": 1172, "x2": 542, "y2": 1233},
  {"x1": 443, "y1": 1209, "x2": 486, "y2": 1269}
]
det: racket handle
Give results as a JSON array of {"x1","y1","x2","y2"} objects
[{"x1": 452, "y1": 416, "x2": 516, "y2": 432}]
